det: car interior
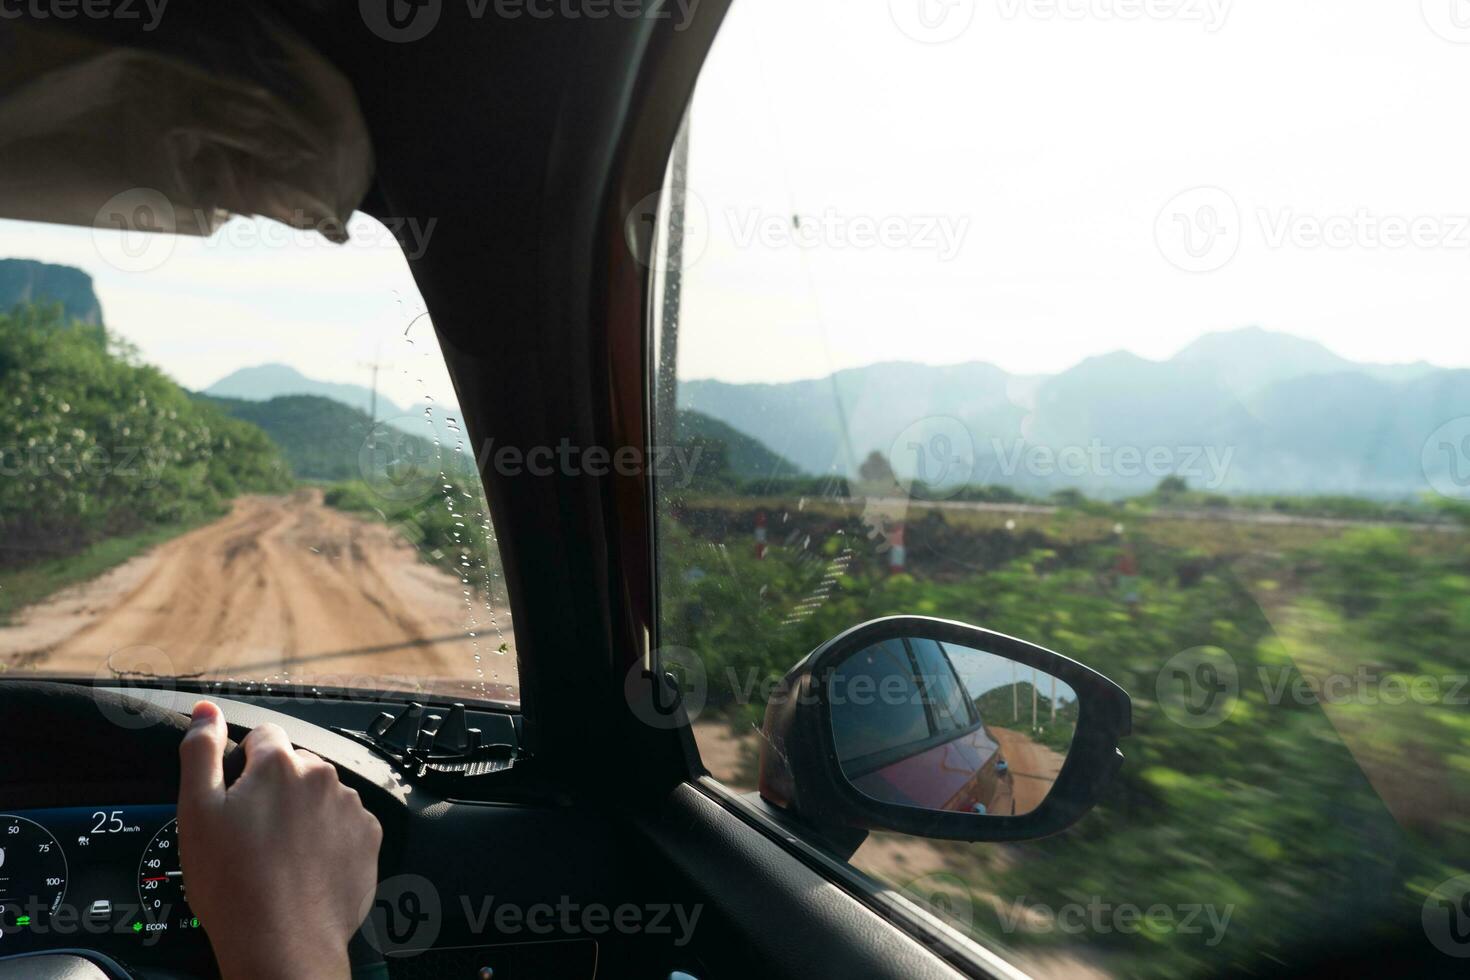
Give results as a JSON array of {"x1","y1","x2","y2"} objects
[{"x1": 0, "y1": 3, "x2": 1466, "y2": 979}]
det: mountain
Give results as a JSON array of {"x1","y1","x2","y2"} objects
[
  {"x1": 678, "y1": 328, "x2": 1464, "y2": 499},
  {"x1": 198, "y1": 393, "x2": 383, "y2": 482},
  {"x1": 682, "y1": 361, "x2": 1024, "y2": 480},
  {"x1": 203, "y1": 362, "x2": 469, "y2": 447},
  {"x1": 675, "y1": 409, "x2": 802, "y2": 481},
  {"x1": 198, "y1": 392, "x2": 461, "y2": 487},
  {"x1": 204, "y1": 363, "x2": 403, "y2": 420},
  {"x1": 0, "y1": 259, "x2": 103, "y2": 332},
  {"x1": 1174, "y1": 326, "x2": 1436, "y2": 398}
]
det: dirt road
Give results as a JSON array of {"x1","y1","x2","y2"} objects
[
  {"x1": 0, "y1": 492, "x2": 515, "y2": 698},
  {"x1": 989, "y1": 726, "x2": 1067, "y2": 815}
]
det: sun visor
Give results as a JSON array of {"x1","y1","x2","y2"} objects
[{"x1": 0, "y1": 14, "x2": 373, "y2": 242}]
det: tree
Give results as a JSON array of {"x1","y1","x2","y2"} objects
[
  {"x1": 858, "y1": 451, "x2": 895, "y2": 486},
  {"x1": 1157, "y1": 475, "x2": 1189, "y2": 498}
]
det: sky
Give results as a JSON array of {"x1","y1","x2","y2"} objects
[
  {"x1": 0, "y1": 213, "x2": 450, "y2": 411},
  {"x1": 674, "y1": 0, "x2": 1470, "y2": 381},
  {"x1": 3, "y1": 0, "x2": 1470, "y2": 392}
]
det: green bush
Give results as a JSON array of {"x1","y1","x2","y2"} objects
[
  {"x1": 0, "y1": 304, "x2": 290, "y2": 566},
  {"x1": 658, "y1": 501, "x2": 1470, "y2": 978}
]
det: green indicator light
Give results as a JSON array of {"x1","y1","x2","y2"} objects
[
  {"x1": 132, "y1": 921, "x2": 143, "y2": 933},
  {"x1": 15, "y1": 916, "x2": 30, "y2": 927},
  {"x1": 191, "y1": 918, "x2": 199, "y2": 929}
]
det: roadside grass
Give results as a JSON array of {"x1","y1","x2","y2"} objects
[{"x1": 0, "y1": 513, "x2": 216, "y2": 625}]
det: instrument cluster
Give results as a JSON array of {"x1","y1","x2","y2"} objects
[{"x1": 0, "y1": 805, "x2": 209, "y2": 958}]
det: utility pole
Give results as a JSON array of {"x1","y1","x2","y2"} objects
[
  {"x1": 1032, "y1": 667, "x2": 1038, "y2": 731},
  {"x1": 359, "y1": 344, "x2": 382, "y2": 423},
  {"x1": 1011, "y1": 660, "x2": 1018, "y2": 723}
]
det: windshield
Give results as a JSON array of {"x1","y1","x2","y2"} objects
[
  {"x1": 651, "y1": 2, "x2": 1470, "y2": 977},
  {"x1": 0, "y1": 213, "x2": 515, "y2": 704}
]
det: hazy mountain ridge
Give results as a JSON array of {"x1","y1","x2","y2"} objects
[
  {"x1": 680, "y1": 327, "x2": 1463, "y2": 498},
  {"x1": 205, "y1": 363, "x2": 405, "y2": 419},
  {"x1": 4, "y1": 257, "x2": 1453, "y2": 499},
  {"x1": 204, "y1": 362, "x2": 463, "y2": 444}
]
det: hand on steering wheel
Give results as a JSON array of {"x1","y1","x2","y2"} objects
[{"x1": 178, "y1": 701, "x2": 383, "y2": 980}]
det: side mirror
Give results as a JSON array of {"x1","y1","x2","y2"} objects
[{"x1": 758, "y1": 616, "x2": 1130, "y2": 850}]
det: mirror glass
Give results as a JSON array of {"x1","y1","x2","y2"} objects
[{"x1": 828, "y1": 638, "x2": 1078, "y2": 817}]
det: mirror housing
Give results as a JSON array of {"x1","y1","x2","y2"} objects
[{"x1": 758, "y1": 616, "x2": 1131, "y2": 847}]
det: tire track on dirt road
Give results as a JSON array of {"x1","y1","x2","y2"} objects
[{"x1": 0, "y1": 491, "x2": 515, "y2": 698}]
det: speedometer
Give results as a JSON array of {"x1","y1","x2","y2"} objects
[
  {"x1": 137, "y1": 818, "x2": 192, "y2": 924},
  {"x1": 0, "y1": 814, "x2": 68, "y2": 933}
]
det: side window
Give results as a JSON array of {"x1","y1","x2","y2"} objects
[
  {"x1": 829, "y1": 639, "x2": 929, "y2": 765},
  {"x1": 651, "y1": 2, "x2": 1470, "y2": 977}
]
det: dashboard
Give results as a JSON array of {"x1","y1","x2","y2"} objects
[
  {"x1": 0, "y1": 682, "x2": 648, "y2": 980},
  {"x1": 0, "y1": 805, "x2": 210, "y2": 965}
]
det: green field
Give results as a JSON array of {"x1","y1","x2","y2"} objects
[{"x1": 660, "y1": 492, "x2": 1470, "y2": 978}]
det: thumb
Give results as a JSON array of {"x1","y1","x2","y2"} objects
[{"x1": 178, "y1": 700, "x2": 227, "y2": 810}]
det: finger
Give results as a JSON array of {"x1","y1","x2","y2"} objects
[
  {"x1": 178, "y1": 701, "x2": 227, "y2": 810},
  {"x1": 237, "y1": 723, "x2": 299, "y2": 781}
]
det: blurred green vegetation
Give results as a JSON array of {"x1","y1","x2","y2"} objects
[{"x1": 660, "y1": 493, "x2": 1470, "y2": 978}]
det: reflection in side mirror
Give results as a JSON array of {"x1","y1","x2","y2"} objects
[
  {"x1": 830, "y1": 640, "x2": 1077, "y2": 818},
  {"x1": 758, "y1": 616, "x2": 1130, "y2": 853}
]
